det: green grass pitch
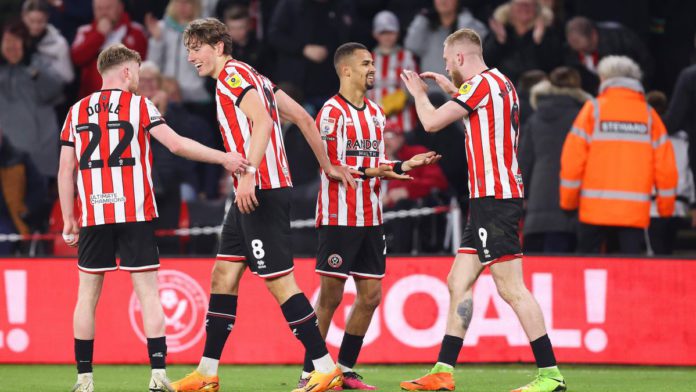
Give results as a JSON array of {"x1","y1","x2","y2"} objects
[{"x1": 0, "y1": 364, "x2": 694, "y2": 391}]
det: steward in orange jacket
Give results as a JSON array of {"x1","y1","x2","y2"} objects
[{"x1": 560, "y1": 75, "x2": 677, "y2": 230}]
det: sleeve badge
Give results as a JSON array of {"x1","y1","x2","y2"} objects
[{"x1": 459, "y1": 82, "x2": 472, "y2": 95}]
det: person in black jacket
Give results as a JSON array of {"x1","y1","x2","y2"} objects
[
  {"x1": 268, "y1": 0, "x2": 353, "y2": 112},
  {"x1": 564, "y1": 16, "x2": 654, "y2": 94},
  {"x1": 665, "y1": 64, "x2": 696, "y2": 219},
  {"x1": 484, "y1": 0, "x2": 562, "y2": 84},
  {"x1": 518, "y1": 66, "x2": 590, "y2": 253}
]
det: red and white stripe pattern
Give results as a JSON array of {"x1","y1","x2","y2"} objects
[
  {"x1": 60, "y1": 90, "x2": 161, "y2": 227},
  {"x1": 215, "y1": 59, "x2": 292, "y2": 192},
  {"x1": 315, "y1": 95, "x2": 392, "y2": 227},
  {"x1": 369, "y1": 47, "x2": 418, "y2": 132},
  {"x1": 453, "y1": 68, "x2": 524, "y2": 199}
]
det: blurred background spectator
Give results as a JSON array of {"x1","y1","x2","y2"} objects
[
  {"x1": 519, "y1": 67, "x2": 590, "y2": 253},
  {"x1": 0, "y1": 20, "x2": 63, "y2": 181},
  {"x1": 268, "y1": 0, "x2": 353, "y2": 112},
  {"x1": 22, "y1": 0, "x2": 73, "y2": 84},
  {"x1": 223, "y1": 4, "x2": 267, "y2": 73},
  {"x1": 145, "y1": 0, "x2": 212, "y2": 114},
  {"x1": 71, "y1": 0, "x2": 147, "y2": 97},
  {"x1": 382, "y1": 128, "x2": 449, "y2": 253},
  {"x1": 559, "y1": 56, "x2": 677, "y2": 255},
  {"x1": 405, "y1": 0, "x2": 487, "y2": 92},
  {"x1": 646, "y1": 90, "x2": 695, "y2": 255},
  {"x1": 0, "y1": 125, "x2": 47, "y2": 255},
  {"x1": 368, "y1": 10, "x2": 418, "y2": 134},
  {"x1": 516, "y1": 68, "x2": 547, "y2": 128},
  {"x1": 483, "y1": 0, "x2": 562, "y2": 85},
  {"x1": 564, "y1": 16, "x2": 653, "y2": 94}
]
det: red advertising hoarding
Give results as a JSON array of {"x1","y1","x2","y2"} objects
[{"x1": 0, "y1": 256, "x2": 694, "y2": 365}]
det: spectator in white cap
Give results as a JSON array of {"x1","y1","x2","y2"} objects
[{"x1": 368, "y1": 10, "x2": 419, "y2": 134}]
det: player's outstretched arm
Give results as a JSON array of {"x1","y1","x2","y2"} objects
[
  {"x1": 401, "y1": 70, "x2": 468, "y2": 133},
  {"x1": 149, "y1": 123, "x2": 250, "y2": 173},
  {"x1": 57, "y1": 146, "x2": 79, "y2": 247},
  {"x1": 402, "y1": 151, "x2": 443, "y2": 171},
  {"x1": 275, "y1": 89, "x2": 357, "y2": 189}
]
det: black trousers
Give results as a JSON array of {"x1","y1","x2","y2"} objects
[{"x1": 577, "y1": 223, "x2": 645, "y2": 255}]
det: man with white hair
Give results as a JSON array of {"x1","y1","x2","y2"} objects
[{"x1": 560, "y1": 55, "x2": 678, "y2": 254}]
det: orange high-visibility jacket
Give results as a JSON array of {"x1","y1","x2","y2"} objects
[{"x1": 559, "y1": 77, "x2": 678, "y2": 228}]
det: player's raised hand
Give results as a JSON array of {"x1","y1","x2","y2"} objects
[
  {"x1": 221, "y1": 151, "x2": 250, "y2": 175},
  {"x1": 235, "y1": 171, "x2": 259, "y2": 214},
  {"x1": 400, "y1": 70, "x2": 428, "y2": 98},
  {"x1": 402, "y1": 151, "x2": 442, "y2": 171},
  {"x1": 327, "y1": 165, "x2": 357, "y2": 189},
  {"x1": 420, "y1": 72, "x2": 458, "y2": 96},
  {"x1": 62, "y1": 218, "x2": 80, "y2": 247}
]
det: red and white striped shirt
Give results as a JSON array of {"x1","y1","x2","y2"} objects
[
  {"x1": 60, "y1": 89, "x2": 162, "y2": 227},
  {"x1": 215, "y1": 59, "x2": 292, "y2": 191},
  {"x1": 369, "y1": 47, "x2": 419, "y2": 133},
  {"x1": 453, "y1": 68, "x2": 524, "y2": 199},
  {"x1": 315, "y1": 94, "x2": 393, "y2": 227}
]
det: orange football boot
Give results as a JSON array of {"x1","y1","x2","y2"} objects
[
  {"x1": 170, "y1": 371, "x2": 220, "y2": 392},
  {"x1": 400, "y1": 372, "x2": 455, "y2": 391}
]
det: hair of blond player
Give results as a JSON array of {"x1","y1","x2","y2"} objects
[{"x1": 97, "y1": 43, "x2": 141, "y2": 75}]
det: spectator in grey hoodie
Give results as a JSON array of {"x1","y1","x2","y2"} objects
[
  {"x1": 0, "y1": 21, "x2": 62, "y2": 180},
  {"x1": 21, "y1": 0, "x2": 74, "y2": 84},
  {"x1": 405, "y1": 0, "x2": 487, "y2": 91},
  {"x1": 144, "y1": 0, "x2": 211, "y2": 107}
]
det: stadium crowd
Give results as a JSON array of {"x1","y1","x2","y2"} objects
[{"x1": 1, "y1": 0, "x2": 696, "y2": 256}]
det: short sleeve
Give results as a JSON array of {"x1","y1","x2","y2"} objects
[
  {"x1": 452, "y1": 75, "x2": 490, "y2": 113},
  {"x1": 220, "y1": 66, "x2": 256, "y2": 107},
  {"x1": 316, "y1": 105, "x2": 345, "y2": 165},
  {"x1": 141, "y1": 98, "x2": 166, "y2": 131},
  {"x1": 59, "y1": 107, "x2": 75, "y2": 147}
]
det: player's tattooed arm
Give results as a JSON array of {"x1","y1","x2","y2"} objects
[{"x1": 457, "y1": 298, "x2": 473, "y2": 330}]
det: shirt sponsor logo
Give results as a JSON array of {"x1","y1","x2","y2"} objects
[
  {"x1": 600, "y1": 121, "x2": 648, "y2": 134},
  {"x1": 90, "y1": 193, "x2": 126, "y2": 205},
  {"x1": 346, "y1": 139, "x2": 380, "y2": 157}
]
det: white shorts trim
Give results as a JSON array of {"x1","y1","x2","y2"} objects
[{"x1": 119, "y1": 264, "x2": 160, "y2": 271}]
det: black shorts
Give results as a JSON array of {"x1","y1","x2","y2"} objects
[
  {"x1": 217, "y1": 188, "x2": 294, "y2": 279},
  {"x1": 459, "y1": 197, "x2": 523, "y2": 265},
  {"x1": 316, "y1": 226, "x2": 386, "y2": 279},
  {"x1": 78, "y1": 221, "x2": 159, "y2": 273}
]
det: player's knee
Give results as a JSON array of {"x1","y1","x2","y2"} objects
[
  {"x1": 210, "y1": 265, "x2": 240, "y2": 294},
  {"x1": 496, "y1": 284, "x2": 527, "y2": 306},
  {"x1": 317, "y1": 291, "x2": 343, "y2": 310},
  {"x1": 447, "y1": 273, "x2": 467, "y2": 298},
  {"x1": 357, "y1": 287, "x2": 382, "y2": 310}
]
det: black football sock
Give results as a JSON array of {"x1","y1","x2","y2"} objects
[
  {"x1": 202, "y1": 294, "x2": 238, "y2": 360},
  {"x1": 436, "y1": 335, "x2": 463, "y2": 368},
  {"x1": 302, "y1": 351, "x2": 315, "y2": 374},
  {"x1": 530, "y1": 334, "x2": 557, "y2": 368},
  {"x1": 281, "y1": 293, "x2": 329, "y2": 360},
  {"x1": 75, "y1": 338, "x2": 94, "y2": 374},
  {"x1": 337, "y1": 333, "x2": 364, "y2": 370},
  {"x1": 147, "y1": 336, "x2": 167, "y2": 369}
]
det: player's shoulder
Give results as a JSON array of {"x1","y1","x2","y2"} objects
[{"x1": 319, "y1": 96, "x2": 347, "y2": 118}]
